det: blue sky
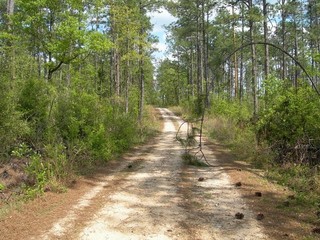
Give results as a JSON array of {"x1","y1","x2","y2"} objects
[
  {"x1": 148, "y1": 8, "x2": 177, "y2": 62},
  {"x1": 148, "y1": 0, "x2": 279, "y2": 63}
]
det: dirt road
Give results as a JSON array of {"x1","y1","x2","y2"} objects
[{"x1": 22, "y1": 108, "x2": 266, "y2": 240}]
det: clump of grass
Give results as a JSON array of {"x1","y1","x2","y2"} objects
[
  {"x1": 182, "y1": 152, "x2": 208, "y2": 167},
  {"x1": 169, "y1": 106, "x2": 184, "y2": 117},
  {"x1": 266, "y1": 164, "x2": 320, "y2": 206}
]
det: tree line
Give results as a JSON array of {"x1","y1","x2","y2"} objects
[
  {"x1": 157, "y1": 0, "x2": 320, "y2": 165},
  {"x1": 0, "y1": 0, "x2": 162, "y2": 192}
]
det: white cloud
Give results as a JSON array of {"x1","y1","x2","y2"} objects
[
  {"x1": 148, "y1": 8, "x2": 177, "y2": 61},
  {"x1": 148, "y1": 8, "x2": 177, "y2": 31},
  {"x1": 153, "y1": 42, "x2": 167, "y2": 52}
]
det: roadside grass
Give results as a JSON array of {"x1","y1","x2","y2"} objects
[
  {"x1": 266, "y1": 164, "x2": 320, "y2": 207},
  {"x1": 169, "y1": 106, "x2": 184, "y2": 117},
  {"x1": 173, "y1": 103, "x2": 320, "y2": 237},
  {"x1": 204, "y1": 115, "x2": 320, "y2": 204},
  {"x1": 210, "y1": 115, "x2": 320, "y2": 237}
]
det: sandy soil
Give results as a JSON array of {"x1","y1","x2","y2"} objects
[
  {"x1": 0, "y1": 109, "x2": 320, "y2": 240},
  {"x1": 2, "y1": 107, "x2": 320, "y2": 240},
  {"x1": 1, "y1": 108, "x2": 265, "y2": 240}
]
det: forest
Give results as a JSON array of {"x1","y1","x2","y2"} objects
[
  {"x1": 0, "y1": 0, "x2": 319, "y2": 201},
  {"x1": 158, "y1": 0, "x2": 320, "y2": 200}
]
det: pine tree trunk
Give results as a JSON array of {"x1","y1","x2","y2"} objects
[
  {"x1": 263, "y1": 0, "x2": 269, "y2": 80},
  {"x1": 115, "y1": 50, "x2": 120, "y2": 96},
  {"x1": 6, "y1": 0, "x2": 15, "y2": 80},
  {"x1": 249, "y1": 0, "x2": 258, "y2": 117},
  {"x1": 281, "y1": 0, "x2": 287, "y2": 80},
  {"x1": 138, "y1": 2, "x2": 145, "y2": 124},
  {"x1": 232, "y1": 4, "x2": 238, "y2": 99}
]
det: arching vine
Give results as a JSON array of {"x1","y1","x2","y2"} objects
[{"x1": 176, "y1": 41, "x2": 319, "y2": 167}]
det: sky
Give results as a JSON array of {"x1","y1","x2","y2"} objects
[
  {"x1": 148, "y1": 8, "x2": 177, "y2": 63},
  {"x1": 148, "y1": 1, "x2": 279, "y2": 64}
]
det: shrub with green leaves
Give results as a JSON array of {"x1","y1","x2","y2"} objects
[
  {"x1": 0, "y1": 78, "x2": 29, "y2": 159},
  {"x1": 18, "y1": 78, "x2": 51, "y2": 144},
  {"x1": 207, "y1": 96, "x2": 254, "y2": 151},
  {"x1": 24, "y1": 152, "x2": 48, "y2": 194},
  {"x1": 258, "y1": 78, "x2": 320, "y2": 164}
]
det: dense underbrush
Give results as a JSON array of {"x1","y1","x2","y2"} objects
[
  {"x1": 176, "y1": 78, "x2": 320, "y2": 206},
  {"x1": 0, "y1": 77, "x2": 159, "y2": 199}
]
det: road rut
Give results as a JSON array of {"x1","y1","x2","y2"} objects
[{"x1": 35, "y1": 108, "x2": 268, "y2": 240}]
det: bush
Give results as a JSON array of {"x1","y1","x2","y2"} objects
[
  {"x1": 87, "y1": 124, "x2": 113, "y2": 160},
  {"x1": 18, "y1": 78, "x2": 50, "y2": 144},
  {"x1": 209, "y1": 96, "x2": 251, "y2": 121},
  {"x1": 258, "y1": 78, "x2": 320, "y2": 164},
  {"x1": 266, "y1": 163, "x2": 320, "y2": 204},
  {"x1": 54, "y1": 86, "x2": 144, "y2": 165},
  {"x1": 0, "y1": 78, "x2": 29, "y2": 159}
]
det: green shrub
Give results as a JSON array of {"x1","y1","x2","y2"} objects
[
  {"x1": 258, "y1": 78, "x2": 320, "y2": 164},
  {"x1": 18, "y1": 78, "x2": 50, "y2": 143},
  {"x1": 44, "y1": 144, "x2": 71, "y2": 182},
  {"x1": 0, "y1": 77, "x2": 29, "y2": 159},
  {"x1": 24, "y1": 152, "x2": 48, "y2": 194},
  {"x1": 266, "y1": 163, "x2": 320, "y2": 205},
  {"x1": 110, "y1": 114, "x2": 137, "y2": 152},
  {"x1": 87, "y1": 124, "x2": 113, "y2": 160}
]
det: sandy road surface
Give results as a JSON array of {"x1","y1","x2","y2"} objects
[{"x1": 33, "y1": 108, "x2": 268, "y2": 240}]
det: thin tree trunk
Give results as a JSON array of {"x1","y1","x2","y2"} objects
[
  {"x1": 232, "y1": 4, "x2": 238, "y2": 99},
  {"x1": 281, "y1": 0, "x2": 287, "y2": 80},
  {"x1": 263, "y1": 0, "x2": 269, "y2": 80},
  {"x1": 6, "y1": 0, "x2": 15, "y2": 80},
  {"x1": 138, "y1": 2, "x2": 145, "y2": 124},
  {"x1": 239, "y1": 2, "x2": 245, "y2": 102},
  {"x1": 109, "y1": 50, "x2": 114, "y2": 96},
  {"x1": 115, "y1": 49, "x2": 120, "y2": 96},
  {"x1": 125, "y1": 49, "x2": 130, "y2": 114},
  {"x1": 293, "y1": 15, "x2": 298, "y2": 89},
  {"x1": 138, "y1": 53, "x2": 144, "y2": 123},
  {"x1": 249, "y1": 0, "x2": 258, "y2": 117}
]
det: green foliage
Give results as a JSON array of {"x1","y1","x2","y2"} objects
[
  {"x1": 258, "y1": 78, "x2": 320, "y2": 164},
  {"x1": 87, "y1": 124, "x2": 112, "y2": 160},
  {"x1": 0, "y1": 78, "x2": 29, "y2": 158},
  {"x1": 24, "y1": 152, "x2": 48, "y2": 196},
  {"x1": 209, "y1": 96, "x2": 252, "y2": 121},
  {"x1": 266, "y1": 164, "x2": 320, "y2": 205},
  {"x1": 86, "y1": 31, "x2": 112, "y2": 52},
  {"x1": 12, "y1": 142, "x2": 69, "y2": 197},
  {"x1": 55, "y1": 89, "x2": 103, "y2": 143},
  {"x1": 18, "y1": 78, "x2": 50, "y2": 143},
  {"x1": 156, "y1": 59, "x2": 187, "y2": 106},
  {"x1": 0, "y1": 183, "x2": 5, "y2": 191},
  {"x1": 180, "y1": 96, "x2": 206, "y2": 120},
  {"x1": 110, "y1": 114, "x2": 137, "y2": 152},
  {"x1": 11, "y1": 143, "x2": 31, "y2": 158},
  {"x1": 207, "y1": 96, "x2": 254, "y2": 151},
  {"x1": 53, "y1": 84, "x2": 144, "y2": 165},
  {"x1": 44, "y1": 144, "x2": 70, "y2": 182}
]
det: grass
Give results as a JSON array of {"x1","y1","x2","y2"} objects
[
  {"x1": 266, "y1": 164, "x2": 320, "y2": 207},
  {"x1": 169, "y1": 106, "x2": 184, "y2": 117},
  {"x1": 172, "y1": 104, "x2": 320, "y2": 239},
  {"x1": 181, "y1": 152, "x2": 209, "y2": 167}
]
